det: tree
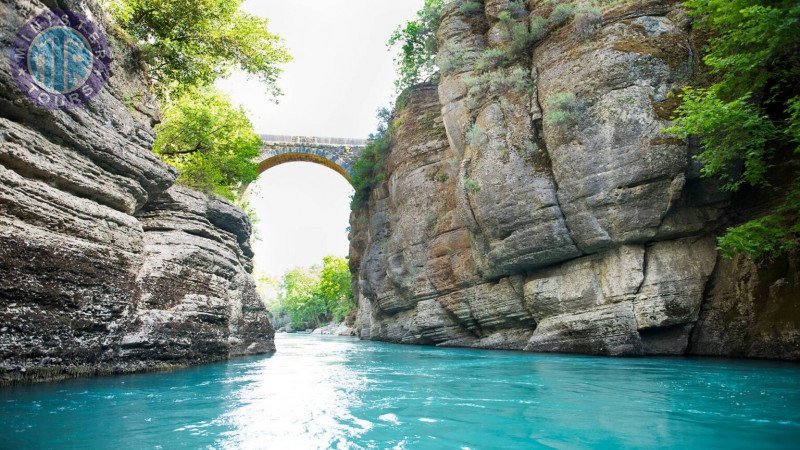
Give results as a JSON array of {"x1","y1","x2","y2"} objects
[
  {"x1": 153, "y1": 87, "x2": 261, "y2": 200},
  {"x1": 388, "y1": 0, "x2": 443, "y2": 92},
  {"x1": 107, "y1": 0, "x2": 291, "y2": 98},
  {"x1": 279, "y1": 268, "x2": 327, "y2": 330},
  {"x1": 319, "y1": 256, "x2": 354, "y2": 322},
  {"x1": 667, "y1": 0, "x2": 800, "y2": 259},
  {"x1": 270, "y1": 256, "x2": 355, "y2": 329}
]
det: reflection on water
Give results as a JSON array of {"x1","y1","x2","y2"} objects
[
  {"x1": 1, "y1": 334, "x2": 799, "y2": 449},
  {"x1": 217, "y1": 337, "x2": 370, "y2": 448}
]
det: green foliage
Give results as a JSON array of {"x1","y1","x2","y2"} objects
[
  {"x1": 666, "y1": 0, "x2": 800, "y2": 259},
  {"x1": 683, "y1": 0, "x2": 800, "y2": 99},
  {"x1": 153, "y1": 87, "x2": 261, "y2": 200},
  {"x1": 235, "y1": 197, "x2": 260, "y2": 241},
  {"x1": 667, "y1": 88, "x2": 777, "y2": 191},
  {"x1": 107, "y1": 0, "x2": 291, "y2": 98},
  {"x1": 465, "y1": 124, "x2": 487, "y2": 147},
  {"x1": 278, "y1": 268, "x2": 327, "y2": 330},
  {"x1": 484, "y1": 5, "x2": 539, "y2": 69},
  {"x1": 388, "y1": 0, "x2": 444, "y2": 92},
  {"x1": 464, "y1": 177, "x2": 481, "y2": 193},
  {"x1": 717, "y1": 179, "x2": 800, "y2": 258},
  {"x1": 439, "y1": 42, "x2": 469, "y2": 74},
  {"x1": 509, "y1": 20, "x2": 536, "y2": 55},
  {"x1": 351, "y1": 108, "x2": 393, "y2": 209},
  {"x1": 475, "y1": 48, "x2": 507, "y2": 72},
  {"x1": 527, "y1": 1, "x2": 618, "y2": 45},
  {"x1": 529, "y1": 16, "x2": 549, "y2": 42},
  {"x1": 465, "y1": 66, "x2": 535, "y2": 108},
  {"x1": 460, "y1": 1, "x2": 483, "y2": 15},
  {"x1": 572, "y1": 4, "x2": 603, "y2": 39},
  {"x1": 273, "y1": 256, "x2": 354, "y2": 329},
  {"x1": 786, "y1": 97, "x2": 800, "y2": 145},
  {"x1": 319, "y1": 256, "x2": 355, "y2": 322},
  {"x1": 549, "y1": 3, "x2": 576, "y2": 26},
  {"x1": 544, "y1": 91, "x2": 580, "y2": 129}
]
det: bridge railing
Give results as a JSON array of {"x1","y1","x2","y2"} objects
[{"x1": 260, "y1": 134, "x2": 367, "y2": 148}]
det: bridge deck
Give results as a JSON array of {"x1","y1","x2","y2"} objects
[{"x1": 260, "y1": 134, "x2": 367, "y2": 148}]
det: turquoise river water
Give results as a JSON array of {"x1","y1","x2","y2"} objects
[{"x1": 1, "y1": 334, "x2": 799, "y2": 449}]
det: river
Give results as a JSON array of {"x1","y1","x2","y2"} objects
[{"x1": 1, "y1": 334, "x2": 799, "y2": 449}]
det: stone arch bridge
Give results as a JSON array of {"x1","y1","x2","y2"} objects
[{"x1": 257, "y1": 135, "x2": 367, "y2": 183}]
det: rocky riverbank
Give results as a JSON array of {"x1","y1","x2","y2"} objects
[
  {"x1": 0, "y1": 0, "x2": 274, "y2": 385},
  {"x1": 311, "y1": 322, "x2": 358, "y2": 337}
]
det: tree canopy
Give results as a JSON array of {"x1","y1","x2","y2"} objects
[
  {"x1": 667, "y1": 0, "x2": 800, "y2": 259},
  {"x1": 270, "y1": 256, "x2": 354, "y2": 330},
  {"x1": 153, "y1": 87, "x2": 261, "y2": 200},
  {"x1": 108, "y1": 0, "x2": 291, "y2": 98},
  {"x1": 318, "y1": 256, "x2": 354, "y2": 322},
  {"x1": 388, "y1": 0, "x2": 443, "y2": 92},
  {"x1": 106, "y1": 0, "x2": 292, "y2": 201}
]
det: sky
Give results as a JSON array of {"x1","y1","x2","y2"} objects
[{"x1": 217, "y1": 0, "x2": 422, "y2": 279}]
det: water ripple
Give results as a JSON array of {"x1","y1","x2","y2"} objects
[{"x1": 0, "y1": 334, "x2": 798, "y2": 449}]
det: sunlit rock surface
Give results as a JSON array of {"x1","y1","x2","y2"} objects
[
  {"x1": 349, "y1": 1, "x2": 799, "y2": 358},
  {"x1": 0, "y1": 0, "x2": 273, "y2": 385}
]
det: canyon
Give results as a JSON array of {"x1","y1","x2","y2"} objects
[
  {"x1": 0, "y1": 0, "x2": 273, "y2": 385},
  {"x1": 348, "y1": 0, "x2": 799, "y2": 359},
  {"x1": 1, "y1": 0, "x2": 798, "y2": 389}
]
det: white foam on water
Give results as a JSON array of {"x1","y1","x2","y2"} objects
[{"x1": 378, "y1": 413, "x2": 400, "y2": 425}]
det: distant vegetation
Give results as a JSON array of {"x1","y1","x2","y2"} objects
[
  {"x1": 266, "y1": 256, "x2": 355, "y2": 330},
  {"x1": 106, "y1": 0, "x2": 291, "y2": 202},
  {"x1": 667, "y1": 0, "x2": 800, "y2": 259}
]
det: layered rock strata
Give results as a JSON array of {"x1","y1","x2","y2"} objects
[
  {"x1": 349, "y1": 0, "x2": 799, "y2": 358},
  {"x1": 0, "y1": 0, "x2": 273, "y2": 385}
]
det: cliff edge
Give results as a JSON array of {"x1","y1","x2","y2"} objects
[
  {"x1": 349, "y1": 0, "x2": 799, "y2": 359},
  {"x1": 0, "y1": 0, "x2": 274, "y2": 385}
]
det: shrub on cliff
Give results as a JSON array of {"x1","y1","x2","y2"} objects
[
  {"x1": 153, "y1": 88, "x2": 260, "y2": 200},
  {"x1": 351, "y1": 107, "x2": 392, "y2": 209},
  {"x1": 106, "y1": 0, "x2": 290, "y2": 98},
  {"x1": 388, "y1": 0, "x2": 444, "y2": 92},
  {"x1": 460, "y1": 1, "x2": 483, "y2": 15},
  {"x1": 544, "y1": 91, "x2": 580, "y2": 130},
  {"x1": 667, "y1": 0, "x2": 800, "y2": 259}
]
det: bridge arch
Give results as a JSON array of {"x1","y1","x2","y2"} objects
[{"x1": 256, "y1": 135, "x2": 366, "y2": 184}]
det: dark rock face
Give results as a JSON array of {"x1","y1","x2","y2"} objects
[
  {"x1": 121, "y1": 187, "x2": 275, "y2": 367},
  {"x1": 349, "y1": 1, "x2": 799, "y2": 359},
  {"x1": 0, "y1": 0, "x2": 273, "y2": 385},
  {"x1": 691, "y1": 253, "x2": 800, "y2": 359}
]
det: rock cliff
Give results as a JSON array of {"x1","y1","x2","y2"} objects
[
  {"x1": 349, "y1": 0, "x2": 799, "y2": 358},
  {"x1": 0, "y1": 0, "x2": 273, "y2": 385}
]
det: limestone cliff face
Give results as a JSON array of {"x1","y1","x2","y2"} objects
[
  {"x1": 349, "y1": 0, "x2": 799, "y2": 358},
  {"x1": 0, "y1": 0, "x2": 273, "y2": 385}
]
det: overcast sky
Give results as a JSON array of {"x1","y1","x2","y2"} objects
[{"x1": 217, "y1": 0, "x2": 422, "y2": 278}]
